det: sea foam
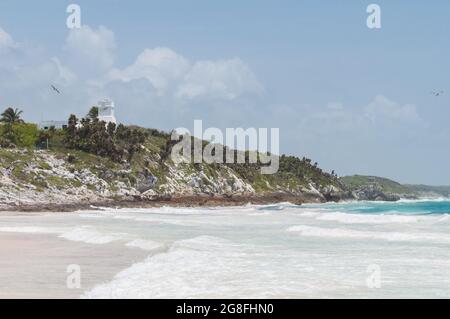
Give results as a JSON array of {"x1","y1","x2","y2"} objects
[
  {"x1": 125, "y1": 239, "x2": 164, "y2": 251},
  {"x1": 58, "y1": 227, "x2": 125, "y2": 244},
  {"x1": 82, "y1": 236, "x2": 298, "y2": 299},
  {"x1": 287, "y1": 225, "x2": 450, "y2": 243},
  {"x1": 315, "y1": 212, "x2": 422, "y2": 224}
]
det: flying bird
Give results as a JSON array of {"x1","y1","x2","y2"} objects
[
  {"x1": 431, "y1": 90, "x2": 444, "y2": 97},
  {"x1": 51, "y1": 85, "x2": 61, "y2": 94}
]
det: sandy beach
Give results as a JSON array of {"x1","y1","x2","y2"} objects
[
  {"x1": 0, "y1": 230, "x2": 148, "y2": 298},
  {"x1": 2, "y1": 201, "x2": 450, "y2": 298}
]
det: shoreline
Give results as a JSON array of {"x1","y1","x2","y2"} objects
[
  {"x1": 0, "y1": 192, "x2": 326, "y2": 213},
  {"x1": 1, "y1": 193, "x2": 446, "y2": 213}
]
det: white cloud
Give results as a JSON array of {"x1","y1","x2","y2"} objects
[
  {"x1": 108, "y1": 47, "x2": 190, "y2": 95},
  {"x1": 65, "y1": 25, "x2": 116, "y2": 72},
  {"x1": 285, "y1": 95, "x2": 426, "y2": 145},
  {"x1": 0, "y1": 24, "x2": 264, "y2": 127},
  {"x1": 364, "y1": 95, "x2": 422, "y2": 125},
  {"x1": 108, "y1": 48, "x2": 263, "y2": 100},
  {"x1": 0, "y1": 27, "x2": 16, "y2": 52},
  {"x1": 0, "y1": 36, "x2": 76, "y2": 90},
  {"x1": 176, "y1": 58, "x2": 263, "y2": 100},
  {"x1": 0, "y1": 24, "x2": 422, "y2": 139}
]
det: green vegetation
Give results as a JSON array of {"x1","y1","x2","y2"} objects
[
  {"x1": 0, "y1": 122, "x2": 39, "y2": 148},
  {"x1": 406, "y1": 184, "x2": 450, "y2": 197},
  {"x1": 341, "y1": 175, "x2": 450, "y2": 198},
  {"x1": 0, "y1": 106, "x2": 344, "y2": 196},
  {"x1": 0, "y1": 107, "x2": 148, "y2": 163},
  {"x1": 0, "y1": 107, "x2": 39, "y2": 148},
  {"x1": 1, "y1": 107, "x2": 24, "y2": 124},
  {"x1": 64, "y1": 114, "x2": 148, "y2": 161},
  {"x1": 340, "y1": 175, "x2": 414, "y2": 194},
  {"x1": 278, "y1": 155, "x2": 339, "y2": 187},
  {"x1": 87, "y1": 106, "x2": 99, "y2": 120}
]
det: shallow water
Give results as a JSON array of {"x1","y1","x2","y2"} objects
[{"x1": 1, "y1": 200, "x2": 450, "y2": 298}]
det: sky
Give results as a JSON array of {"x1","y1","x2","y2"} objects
[{"x1": 0, "y1": 0, "x2": 449, "y2": 185}]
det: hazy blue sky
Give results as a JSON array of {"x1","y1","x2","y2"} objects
[{"x1": 0, "y1": 0, "x2": 449, "y2": 184}]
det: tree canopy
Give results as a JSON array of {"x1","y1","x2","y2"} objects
[
  {"x1": 87, "y1": 106, "x2": 99, "y2": 120},
  {"x1": 0, "y1": 107, "x2": 24, "y2": 124}
]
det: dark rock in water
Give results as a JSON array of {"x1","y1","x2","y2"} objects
[
  {"x1": 401, "y1": 194, "x2": 419, "y2": 200},
  {"x1": 320, "y1": 185, "x2": 354, "y2": 202},
  {"x1": 136, "y1": 168, "x2": 158, "y2": 193},
  {"x1": 353, "y1": 184, "x2": 400, "y2": 202},
  {"x1": 325, "y1": 191, "x2": 354, "y2": 202},
  {"x1": 382, "y1": 193, "x2": 401, "y2": 201},
  {"x1": 323, "y1": 190, "x2": 354, "y2": 202}
]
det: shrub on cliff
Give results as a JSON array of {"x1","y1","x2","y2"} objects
[
  {"x1": 0, "y1": 123, "x2": 39, "y2": 148},
  {"x1": 63, "y1": 114, "x2": 147, "y2": 162}
]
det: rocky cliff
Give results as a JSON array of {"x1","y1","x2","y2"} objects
[
  {"x1": 349, "y1": 183, "x2": 401, "y2": 202},
  {"x1": 0, "y1": 132, "x2": 351, "y2": 211}
]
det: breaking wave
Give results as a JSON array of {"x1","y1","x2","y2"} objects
[
  {"x1": 82, "y1": 235, "x2": 308, "y2": 299},
  {"x1": 287, "y1": 225, "x2": 450, "y2": 243}
]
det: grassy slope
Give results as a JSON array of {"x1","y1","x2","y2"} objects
[
  {"x1": 405, "y1": 184, "x2": 450, "y2": 197},
  {"x1": 340, "y1": 175, "x2": 414, "y2": 195},
  {"x1": 341, "y1": 175, "x2": 450, "y2": 198}
]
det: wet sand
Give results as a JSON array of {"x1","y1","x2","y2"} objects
[{"x1": 0, "y1": 232, "x2": 148, "y2": 298}]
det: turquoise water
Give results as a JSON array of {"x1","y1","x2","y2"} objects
[{"x1": 302, "y1": 200, "x2": 450, "y2": 215}]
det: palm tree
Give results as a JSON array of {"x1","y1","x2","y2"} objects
[{"x1": 0, "y1": 107, "x2": 24, "y2": 124}]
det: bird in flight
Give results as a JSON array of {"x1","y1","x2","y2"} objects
[
  {"x1": 431, "y1": 90, "x2": 444, "y2": 97},
  {"x1": 51, "y1": 85, "x2": 61, "y2": 94}
]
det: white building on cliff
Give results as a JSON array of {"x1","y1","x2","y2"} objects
[
  {"x1": 97, "y1": 98, "x2": 117, "y2": 125},
  {"x1": 38, "y1": 120, "x2": 67, "y2": 130},
  {"x1": 39, "y1": 98, "x2": 117, "y2": 130}
]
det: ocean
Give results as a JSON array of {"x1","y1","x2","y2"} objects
[{"x1": 1, "y1": 199, "x2": 450, "y2": 298}]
